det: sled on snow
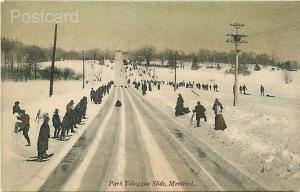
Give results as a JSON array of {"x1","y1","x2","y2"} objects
[{"x1": 266, "y1": 94, "x2": 275, "y2": 97}]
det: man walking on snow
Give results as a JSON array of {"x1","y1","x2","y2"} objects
[
  {"x1": 193, "y1": 101, "x2": 207, "y2": 127},
  {"x1": 17, "y1": 110, "x2": 31, "y2": 146},
  {"x1": 260, "y1": 84, "x2": 265, "y2": 96}
]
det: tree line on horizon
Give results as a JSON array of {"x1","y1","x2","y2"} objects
[
  {"x1": 1, "y1": 37, "x2": 82, "y2": 81},
  {"x1": 1, "y1": 37, "x2": 298, "y2": 81}
]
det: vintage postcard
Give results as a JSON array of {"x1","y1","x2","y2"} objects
[{"x1": 1, "y1": 1, "x2": 300, "y2": 191}]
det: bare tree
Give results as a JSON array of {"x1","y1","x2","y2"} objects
[{"x1": 140, "y1": 46, "x2": 156, "y2": 66}]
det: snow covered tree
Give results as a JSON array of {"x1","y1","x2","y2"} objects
[{"x1": 140, "y1": 46, "x2": 156, "y2": 66}]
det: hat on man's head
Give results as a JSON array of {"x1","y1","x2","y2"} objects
[{"x1": 43, "y1": 113, "x2": 50, "y2": 121}]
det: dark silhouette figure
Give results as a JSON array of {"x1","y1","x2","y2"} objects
[
  {"x1": 175, "y1": 94, "x2": 184, "y2": 116},
  {"x1": 194, "y1": 101, "x2": 207, "y2": 127},
  {"x1": 212, "y1": 98, "x2": 227, "y2": 131},
  {"x1": 52, "y1": 109, "x2": 61, "y2": 138},
  {"x1": 260, "y1": 85, "x2": 265, "y2": 96},
  {"x1": 242, "y1": 85, "x2": 247, "y2": 94},
  {"x1": 115, "y1": 100, "x2": 122, "y2": 107},
  {"x1": 17, "y1": 110, "x2": 31, "y2": 146},
  {"x1": 37, "y1": 114, "x2": 50, "y2": 161},
  {"x1": 13, "y1": 101, "x2": 21, "y2": 114}
]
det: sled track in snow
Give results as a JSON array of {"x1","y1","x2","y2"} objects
[
  {"x1": 28, "y1": 86, "x2": 266, "y2": 191},
  {"x1": 127, "y1": 87, "x2": 266, "y2": 191}
]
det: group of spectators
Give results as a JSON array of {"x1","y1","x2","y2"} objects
[
  {"x1": 90, "y1": 81, "x2": 114, "y2": 104},
  {"x1": 132, "y1": 80, "x2": 164, "y2": 96},
  {"x1": 195, "y1": 83, "x2": 219, "y2": 92},
  {"x1": 59, "y1": 97, "x2": 88, "y2": 139},
  {"x1": 12, "y1": 95, "x2": 88, "y2": 161},
  {"x1": 166, "y1": 81, "x2": 220, "y2": 93}
]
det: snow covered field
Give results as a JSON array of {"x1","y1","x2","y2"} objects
[
  {"x1": 1, "y1": 59, "x2": 299, "y2": 191},
  {"x1": 130, "y1": 64, "x2": 300, "y2": 190}
]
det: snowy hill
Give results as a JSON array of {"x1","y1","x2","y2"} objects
[{"x1": 129, "y1": 63, "x2": 300, "y2": 190}]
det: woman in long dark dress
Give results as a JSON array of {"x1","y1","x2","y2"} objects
[
  {"x1": 212, "y1": 98, "x2": 227, "y2": 130},
  {"x1": 175, "y1": 94, "x2": 184, "y2": 116}
]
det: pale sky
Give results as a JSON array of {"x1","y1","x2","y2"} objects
[{"x1": 2, "y1": 1, "x2": 300, "y2": 62}]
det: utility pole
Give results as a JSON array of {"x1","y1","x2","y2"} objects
[
  {"x1": 226, "y1": 23, "x2": 247, "y2": 106},
  {"x1": 49, "y1": 24, "x2": 57, "y2": 97},
  {"x1": 272, "y1": 50, "x2": 275, "y2": 66},
  {"x1": 174, "y1": 51, "x2": 177, "y2": 92},
  {"x1": 153, "y1": 64, "x2": 156, "y2": 80},
  {"x1": 82, "y1": 50, "x2": 85, "y2": 89}
]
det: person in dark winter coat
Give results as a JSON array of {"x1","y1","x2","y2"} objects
[
  {"x1": 148, "y1": 83, "x2": 152, "y2": 91},
  {"x1": 106, "y1": 85, "x2": 110, "y2": 94},
  {"x1": 17, "y1": 110, "x2": 31, "y2": 146},
  {"x1": 90, "y1": 88, "x2": 95, "y2": 102},
  {"x1": 37, "y1": 113, "x2": 50, "y2": 161},
  {"x1": 175, "y1": 94, "x2": 184, "y2": 116},
  {"x1": 142, "y1": 83, "x2": 147, "y2": 96},
  {"x1": 52, "y1": 109, "x2": 61, "y2": 138},
  {"x1": 212, "y1": 98, "x2": 227, "y2": 130},
  {"x1": 194, "y1": 101, "x2": 207, "y2": 127},
  {"x1": 242, "y1": 85, "x2": 247, "y2": 94},
  {"x1": 69, "y1": 109, "x2": 76, "y2": 132},
  {"x1": 13, "y1": 101, "x2": 22, "y2": 133},
  {"x1": 260, "y1": 84, "x2": 264, "y2": 96},
  {"x1": 81, "y1": 96, "x2": 87, "y2": 119},
  {"x1": 115, "y1": 100, "x2": 122, "y2": 107},
  {"x1": 13, "y1": 101, "x2": 21, "y2": 114},
  {"x1": 60, "y1": 114, "x2": 68, "y2": 141},
  {"x1": 66, "y1": 100, "x2": 76, "y2": 133}
]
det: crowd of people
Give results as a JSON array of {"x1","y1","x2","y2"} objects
[
  {"x1": 90, "y1": 81, "x2": 114, "y2": 104},
  {"x1": 13, "y1": 96, "x2": 89, "y2": 161},
  {"x1": 132, "y1": 80, "x2": 164, "y2": 96},
  {"x1": 165, "y1": 81, "x2": 220, "y2": 93},
  {"x1": 127, "y1": 64, "x2": 271, "y2": 133},
  {"x1": 12, "y1": 80, "x2": 114, "y2": 162}
]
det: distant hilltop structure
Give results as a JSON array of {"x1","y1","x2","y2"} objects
[
  {"x1": 115, "y1": 50, "x2": 129, "y2": 65},
  {"x1": 115, "y1": 51, "x2": 123, "y2": 65}
]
